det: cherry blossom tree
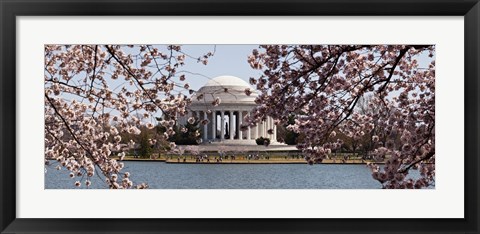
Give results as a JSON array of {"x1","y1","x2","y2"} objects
[
  {"x1": 185, "y1": 145, "x2": 200, "y2": 158},
  {"x1": 44, "y1": 45, "x2": 212, "y2": 188},
  {"x1": 245, "y1": 45, "x2": 435, "y2": 189}
]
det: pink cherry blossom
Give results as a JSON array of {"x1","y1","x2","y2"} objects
[{"x1": 245, "y1": 45, "x2": 435, "y2": 189}]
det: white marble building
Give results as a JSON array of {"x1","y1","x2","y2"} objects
[{"x1": 179, "y1": 75, "x2": 277, "y2": 144}]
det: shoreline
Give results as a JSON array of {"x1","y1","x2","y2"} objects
[{"x1": 120, "y1": 157, "x2": 383, "y2": 164}]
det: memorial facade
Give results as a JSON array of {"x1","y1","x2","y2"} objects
[{"x1": 179, "y1": 75, "x2": 277, "y2": 144}]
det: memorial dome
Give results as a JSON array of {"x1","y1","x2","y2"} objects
[
  {"x1": 203, "y1": 75, "x2": 251, "y2": 88},
  {"x1": 191, "y1": 75, "x2": 258, "y2": 104}
]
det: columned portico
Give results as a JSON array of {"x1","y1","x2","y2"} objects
[
  {"x1": 183, "y1": 75, "x2": 278, "y2": 145},
  {"x1": 185, "y1": 108, "x2": 276, "y2": 143}
]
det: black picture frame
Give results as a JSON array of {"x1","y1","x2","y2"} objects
[{"x1": 1, "y1": 0, "x2": 478, "y2": 233}]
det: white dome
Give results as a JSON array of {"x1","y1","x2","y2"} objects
[
  {"x1": 203, "y1": 75, "x2": 251, "y2": 88},
  {"x1": 191, "y1": 75, "x2": 258, "y2": 106}
]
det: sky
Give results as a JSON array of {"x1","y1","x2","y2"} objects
[{"x1": 174, "y1": 44, "x2": 261, "y2": 91}]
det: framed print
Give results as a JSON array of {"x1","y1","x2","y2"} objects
[{"x1": 1, "y1": 0, "x2": 479, "y2": 233}]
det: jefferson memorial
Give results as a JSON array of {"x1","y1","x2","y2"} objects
[{"x1": 179, "y1": 75, "x2": 277, "y2": 145}]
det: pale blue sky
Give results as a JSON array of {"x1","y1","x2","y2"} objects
[{"x1": 176, "y1": 44, "x2": 261, "y2": 91}]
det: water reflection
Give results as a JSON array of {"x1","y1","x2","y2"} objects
[{"x1": 45, "y1": 161, "x2": 426, "y2": 189}]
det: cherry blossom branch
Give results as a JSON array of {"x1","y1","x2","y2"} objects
[
  {"x1": 105, "y1": 45, "x2": 166, "y2": 114},
  {"x1": 88, "y1": 45, "x2": 98, "y2": 94},
  {"x1": 398, "y1": 150, "x2": 435, "y2": 173},
  {"x1": 45, "y1": 93, "x2": 94, "y2": 160}
]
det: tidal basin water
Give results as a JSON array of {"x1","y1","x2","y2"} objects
[{"x1": 45, "y1": 161, "x2": 422, "y2": 189}]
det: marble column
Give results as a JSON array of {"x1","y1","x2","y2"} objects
[
  {"x1": 265, "y1": 116, "x2": 270, "y2": 138},
  {"x1": 256, "y1": 121, "x2": 261, "y2": 138},
  {"x1": 239, "y1": 111, "x2": 243, "y2": 140},
  {"x1": 268, "y1": 118, "x2": 271, "y2": 134},
  {"x1": 265, "y1": 120, "x2": 268, "y2": 137},
  {"x1": 229, "y1": 111, "x2": 233, "y2": 140},
  {"x1": 203, "y1": 111, "x2": 207, "y2": 141},
  {"x1": 220, "y1": 111, "x2": 225, "y2": 140},
  {"x1": 263, "y1": 120, "x2": 266, "y2": 138},
  {"x1": 266, "y1": 121, "x2": 268, "y2": 137},
  {"x1": 273, "y1": 124, "x2": 277, "y2": 142},
  {"x1": 212, "y1": 112, "x2": 216, "y2": 140},
  {"x1": 268, "y1": 117, "x2": 272, "y2": 138},
  {"x1": 250, "y1": 111, "x2": 256, "y2": 139}
]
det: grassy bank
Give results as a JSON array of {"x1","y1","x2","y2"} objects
[{"x1": 119, "y1": 155, "x2": 379, "y2": 164}]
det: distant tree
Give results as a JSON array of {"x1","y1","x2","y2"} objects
[
  {"x1": 256, "y1": 137, "x2": 270, "y2": 146},
  {"x1": 173, "y1": 121, "x2": 201, "y2": 145},
  {"x1": 138, "y1": 131, "x2": 153, "y2": 159},
  {"x1": 156, "y1": 116, "x2": 202, "y2": 145}
]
